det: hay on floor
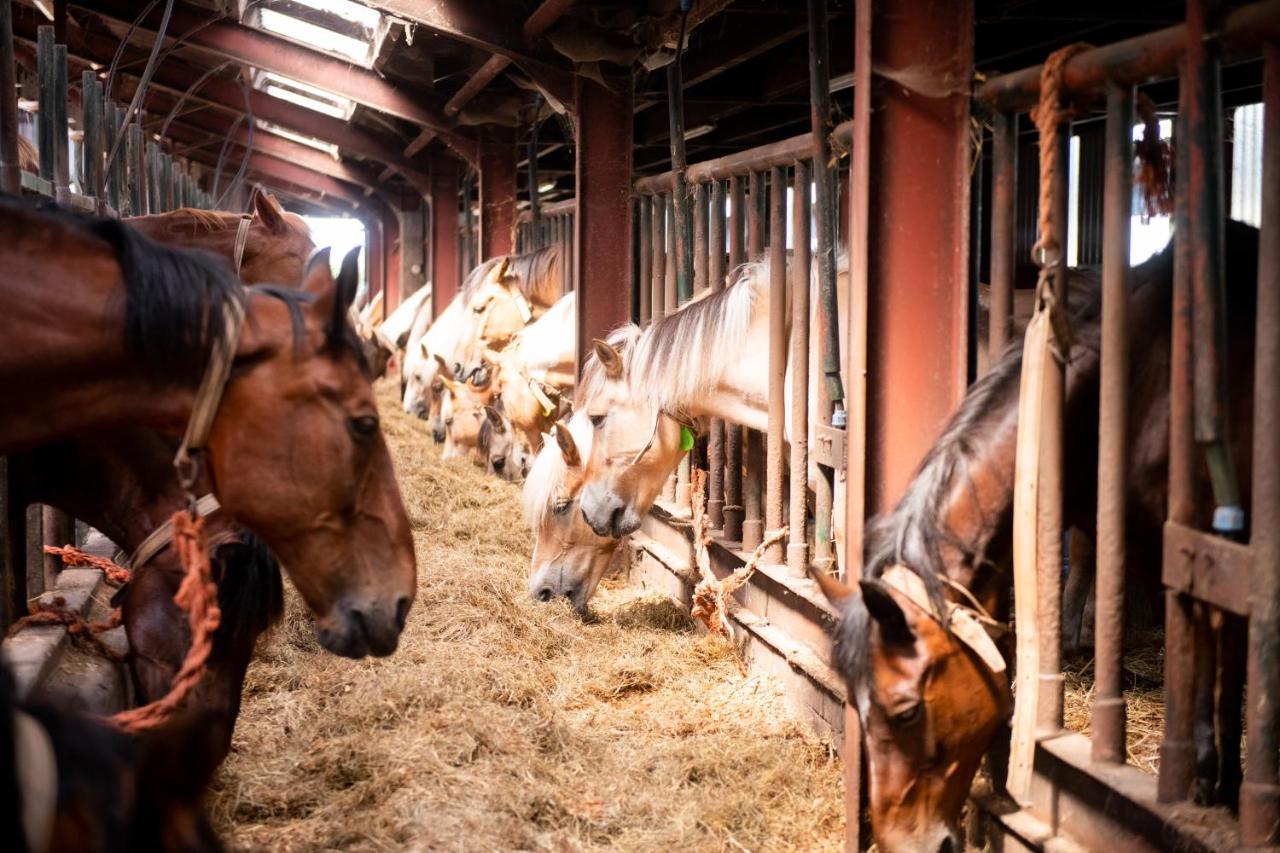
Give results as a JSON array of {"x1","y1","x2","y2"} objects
[{"x1": 208, "y1": 380, "x2": 844, "y2": 852}]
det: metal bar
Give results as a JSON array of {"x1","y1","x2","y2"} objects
[
  {"x1": 528, "y1": 119, "x2": 540, "y2": 237},
  {"x1": 107, "y1": 104, "x2": 123, "y2": 211},
  {"x1": 741, "y1": 170, "x2": 766, "y2": 550},
  {"x1": 1159, "y1": 102, "x2": 1198, "y2": 805},
  {"x1": 479, "y1": 141, "x2": 518, "y2": 259},
  {"x1": 667, "y1": 29, "x2": 693, "y2": 305},
  {"x1": 652, "y1": 192, "x2": 666, "y2": 320},
  {"x1": 975, "y1": 0, "x2": 1280, "y2": 113},
  {"x1": 638, "y1": 195, "x2": 652, "y2": 326},
  {"x1": 693, "y1": 182, "x2": 708, "y2": 294},
  {"x1": 37, "y1": 27, "x2": 53, "y2": 184},
  {"x1": 808, "y1": 0, "x2": 843, "y2": 413},
  {"x1": 707, "y1": 179, "x2": 727, "y2": 528},
  {"x1": 0, "y1": 458, "x2": 26, "y2": 631},
  {"x1": 747, "y1": 171, "x2": 764, "y2": 258},
  {"x1": 664, "y1": 195, "x2": 677, "y2": 316},
  {"x1": 765, "y1": 165, "x2": 788, "y2": 563},
  {"x1": 989, "y1": 110, "x2": 1017, "y2": 361},
  {"x1": 1035, "y1": 119, "x2": 1069, "y2": 735},
  {"x1": 1241, "y1": 41, "x2": 1280, "y2": 848},
  {"x1": 723, "y1": 175, "x2": 746, "y2": 541},
  {"x1": 0, "y1": 2, "x2": 18, "y2": 194},
  {"x1": 81, "y1": 70, "x2": 100, "y2": 202},
  {"x1": 52, "y1": 44, "x2": 68, "y2": 203},
  {"x1": 1092, "y1": 82, "x2": 1133, "y2": 765},
  {"x1": 788, "y1": 160, "x2": 812, "y2": 577}
]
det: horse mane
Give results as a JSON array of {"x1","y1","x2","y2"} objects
[
  {"x1": 626, "y1": 260, "x2": 766, "y2": 417},
  {"x1": 503, "y1": 245, "x2": 559, "y2": 302},
  {"x1": 248, "y1": 283, "x2": 371, "y2": 377},
  {"x1": 459, "y1": 256, "x2": 506, "y2": 302},
  {"x1": 18, "y1": 198, "x2": 249, "y2": 386},
  {"x1": 211, "y1": 532, "x2": 284, "y2": 653},
  {"x1": 166, "y1": 207, "x2": 237, "y2": 232},
  {"x1": 523, "y1": 325, "x2": 639, "y2": 530}
]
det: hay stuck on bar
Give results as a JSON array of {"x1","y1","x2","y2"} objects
[{"x1": 208, "y1": 380, "x2": 844, "y2": 851}]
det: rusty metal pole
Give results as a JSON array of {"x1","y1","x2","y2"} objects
[
  {"x1": 724, "y1": 175, "x2": 746, "y2": 541},
  {"x1": 1159, "y1": 99, "x2": 1198, "y2": 805},
  {"x1": 81, "y1": 71, "x2": 100, "y2": 204},
  {"x1": 741, "y1": 171, "x2": 766, "y2": 551},
  {"x1": 989, "y1": 111, "x2": 1017, "y2": 361},
  {"x1": 1241, "y1": 42, "x2": 1280, "y2": 849},
  {"x1": 1092, "y1": 82, "x2": 1133, "y2": 765},
  {"x1": 667, "y1": 21, "x2": 693, "y2": 305},
  {"x1": 652, "y1": 193, "x2": 667, "y2": 321},
  {"x1": 431, "y1": 158, "x2": 462, "y2": 318},
  {"x1": 638, "y1": 196, "x2": 653, "y2": 326},
  {"x1": 693, "y1": 182, "x2": 707, "y2": 294},
  {"x1": 479, "y1": 140, "x2": 518, "y2": 260},
  {"x1": 0, "y1": 2, "x2": 19, "y2": 195},
  {"x1": 664, "y1": 196, "x2": 678, "y2": 316},
  {"x1": 788, "y1": 160, "x2": 812, "y2": 577},
  {"x1": 52, "y1": 44, "x2": 68, "y2": 204},
  {"x1": 37, "y1": 27, "x2": 54, "y2": 185},
  {"x1": 528, "y1": 118, "x2": 540, "y2": 241},
  {"x1": 708, "y1": 179, "x2": 727, "y2": 528},
  {"x1": 765, "y1": 165, "x2": 788, "y2": 563}
]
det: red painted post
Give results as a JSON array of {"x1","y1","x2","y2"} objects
[
  {"x1": 574, "y1": 73, "x2": 634, "y2": 370},
  {"x1": 862, "y1": 0, "x2": 973, "y2": 513},
  {"x1": 431, "y1": 156, "x2": 462, "y2": 317},
  {"x1": 384, "y1": 209, "x2": 402, "y2": 312},
  {"x1": 479, "y1": 140, "x2": 517, "y2": 260}
]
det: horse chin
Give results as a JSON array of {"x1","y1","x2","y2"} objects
[
  {"x1": 875, "y1": 822, "x2": 962, "y2": 853},
  {"x1": 313, "y1": 597, "x2": 408, "y2": 659}
]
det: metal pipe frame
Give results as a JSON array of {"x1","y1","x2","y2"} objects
[
  {"x1": 707, "y1": 179, "x2": 727, "y2": 528},
  {"x1": 651, "y1": 192, "x2": 667, "y2": 322},
  {"x1": 787, "y1": 160, "x2": 812, "y2": 577},
  {"x1": 638, "y1": 195, "x2": 652, "y2": 326},
  {"x1": 37, "y1": 26, "x2": 53, "y2": 183},
  {"x1": 989, "y1": 111, "x2": 1017, "y2": 361},
  {"x1": 723, "y1": 174, "x2": 746, "y2": 541},
  {"x1": 1092, "y1": 82, "x2": 1133, "y2": 765},
  {"x1": 0, "y1": 2, "x2": 19, "y2": 194},
  {"x1": 741, "y1": 170, "x2": 766, "y2": 551},
  {"x1": 765, "y1": 164, "x2": 787, "y2": 563}
]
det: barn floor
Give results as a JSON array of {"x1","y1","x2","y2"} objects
[{"x1": 207, "y1": 380, "x2": 844, "y2": 852}]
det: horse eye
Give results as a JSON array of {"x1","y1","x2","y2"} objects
[
  {"x1": 891, "y1": 703, "x2": 923, "y2": 726},
  {"x1": 553, "y1": 498, "x2": 572, "y2": 516},
  {"x1": 589, "y1": 414, "x2": 606, "y2": 428},
  {"x1": 349, "y1": 415, "x2": 379, "y2": 438}
]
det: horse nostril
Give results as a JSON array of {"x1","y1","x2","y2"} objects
[
  {"x1": 348, "y1": 607, "x2": 369, "y2": 642},
  {"x1": 609, "y1": 505, "x2": 626, "y2": 537},
  {"x1": 938, "y1": 838, "x2": 954, "y2": 853},
  {"x1": 394, "y1": 596, "x2": 411, "y2": 631},
  {"x1": 536, "y1": 587, "x2": 553, "y2": 602}
]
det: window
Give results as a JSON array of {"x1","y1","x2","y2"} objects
[
  {"x1": 245, "y1": 0, "x2": 386, "y2": 68},
  {"x1": 256, "y1": 120, "x2": 340, "y2": 158},
  {"x1": 1231, "y1": 103, "x2": 1264, "y2": 228},
  {"x1": 253, "y1": 70, "x2": 355, "y2": 119}
]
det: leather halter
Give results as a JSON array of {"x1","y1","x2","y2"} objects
[
  {"x1": 14, "y1": 709, "x2": 56, "y2": 853},
  {"x1": 172, "y1": 298, "x2": 246, "y2": 501},
  {"x1": 629, "y1": 409, "x2": 697, "y2": 466},
  {"x1": 129, "y1": 494, "x2": 221, "y2": 570},
  {"x1": 232, "y1": 214, "x2": 252, "y2": 276}
]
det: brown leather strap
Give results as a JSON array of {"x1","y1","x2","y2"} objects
[
  {"x1": 129, "y1": 493, "x2": 221, "y2": 570},
  {"x1": 232, "y1": 214, "x2": 252, "y2": 274},
  {"x1": 173, "y1": 298, "x2": 246, "y2": 495}
]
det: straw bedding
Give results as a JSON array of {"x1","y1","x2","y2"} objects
[{"x1": 207, "y1": 380, "x2": 844, "y2": 852}]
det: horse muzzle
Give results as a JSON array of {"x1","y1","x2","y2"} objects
[
  {"x1": 579, "y1": 486, "x2": 640, "y2": 538},
  {"x1": 315, "y1": 596, "x2": 410, "y2": 658}
]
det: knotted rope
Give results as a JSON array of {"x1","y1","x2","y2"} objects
[
  {"x1": 1134, "y1": 91, "x2": 1174, "y2": 220},
  {"x1": 110, "y1": 510, "x2": 220, "y2": 732},
  {"x1": 1028, "y1": 43, "x2": 1092, "y2": 272},
  {"x1": 6, "y1": 596, "x2": 128, "y2": 663},
  {"x1": 689, "y1": 469, "x2": 787, "y2": 640},
  {"x1": 43, "y1": 545, "x2": 132, "y2": 587}
]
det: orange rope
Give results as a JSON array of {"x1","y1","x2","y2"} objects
[
  {"x1": 1134, "y1": 91, "x2": 1174, "y2": 220},
  {"x1": 43, "y1": 545, "x2": 131, "y2": 587},
  {"x1": 1029, "y1": 44, "x2": 1092, "y2": 270},
  {"x1": 109, "y1": 510, "x2": 221, "y2": 733},
  {"x1": 6, "y1": 597, "x2": 127, "y2": 662}
]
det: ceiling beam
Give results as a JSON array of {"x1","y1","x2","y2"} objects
[
  {"x1": 361, "y1": 0, "x2": 570, "y2": 68},
  {"x1": 69, "y1": 0, "x2": 478, "y2": 160}
]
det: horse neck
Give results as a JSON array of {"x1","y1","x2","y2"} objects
[{"x1": 127, "y1": 212, "x2": 235, "y2": 258}]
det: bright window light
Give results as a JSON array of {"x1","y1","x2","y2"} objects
[
  {"x1": 256, "y1": 71, "x2": 354, "y2": 118},
  {"x1": 289, "y1": 0, "x2": 381, "y2": 30},
  {"x1": 1231, "y1": 103, "x2": 1264, "y2": 228},
  {"x1": 255, "y1": 120, "x2": 340, "y2": 158},
  {"x1": 303, "y1": 214, "x2": 368, "y2": 299},
  {"x1": 259, "y1": 8, "x2": 372, "y2": 65}
]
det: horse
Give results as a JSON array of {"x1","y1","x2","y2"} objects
[
  {"x1": 1, "y1": 663, "x2": 226, "y2": 852},
  {"x1": 522, "y1": 332, "x2": 636, "y2": 612},
  {"x1": 402, "y1": 245, "x2": 563, "y2": 436},
  {"x1": 476, "y1": 399, "x2": 533, "y2": 482},
  {"x1": 818, "y1": 222, "x2": 1258, "y2": 851},
  {"x1": 0, "y1": 197, "x2": 415, "y2": 658}
]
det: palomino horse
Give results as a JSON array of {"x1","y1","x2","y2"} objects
[
  {"x1": 522, "y1": 332, "x2": 636, "y2": 612},
  {"x1": 402, "y1": 245, "x2": 563, "y2": 436},
  {"x1": 476, "y1": 400, "x2": 533, "y2": 482},
  {"x1": 0, "y1": 198, "x2": 415, "y2": 658},
  {"x1": 2, "y1": 663, "x2": 226, "y2": 853},
  {"x1": 434, "y1": 356, "x2": 498, "y2": 460},
  {"x1": 819, "y1": 222, "x2": 1258, "y2": 851}
]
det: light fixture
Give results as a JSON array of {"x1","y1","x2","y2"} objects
[{"x1": 683, "y1": 124, "x2": 715, "y2": 141}]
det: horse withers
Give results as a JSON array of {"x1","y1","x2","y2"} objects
[{"x1": 0, "y1": 199, "x2": 415, "y2": 658}]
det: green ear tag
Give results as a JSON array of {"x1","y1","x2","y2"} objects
[{"x1": 680, "y1": 425, "x2": 696, "y2": 453}]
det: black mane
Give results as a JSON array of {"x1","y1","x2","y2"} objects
[{"x1": 211, "y1": 531, "x2": 284, "y2": 653}]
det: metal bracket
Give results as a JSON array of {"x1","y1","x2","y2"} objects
[{"x1": 812, "y1": 424, "x2": 846, "y2": 472}]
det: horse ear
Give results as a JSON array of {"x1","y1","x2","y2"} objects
[
  {"x1": 484, "y1": 405, "x2": 506, "y2": 431},
  {"x1": 493, "y1": 256, "x2": 511, "y2": 280},
  {"x1": 811, "y1": 566, "x2": 854, "y2": 606},
  {"x1": 301, "y1": 247, "x2": 333, "y2": 294},
  {"x1": 592, "y1": 339, "x2": 624, "y2": 379},
  {"x1": 555, "y1": 423, "x2": 580, "y2": 467},
  {"x1": 329, "y1": 247, "x2": 362, "y2": 339},
  {"x1": 858, "y1": 579, "x2": 916, "y2": 647},
  {"x1": 252, "y1": 187, "x2": 289, "y2": 235}
]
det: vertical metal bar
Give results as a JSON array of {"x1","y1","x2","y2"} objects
[
  {"x1": 41, "y1": 506, "x2": 72, "y2": 596},
  {"x1": 1036, "y1": 120, "x2": 1069, "y2": 734},
  {"x1": 128, "y1": 120, "x2": 143, "y2": 215},
  {"x1": 80, "y1": 71, "x2": 100, "y2": 202},
  {"x1": 765, "y1": 165, "x2": 787, "y2": 563},
  {"x1": 0, "y1": 1, "x2": 19, "y2": 194},
  {"x1": 37, "y1": 27, "x2": 54, "y2": 184},
  {"x1": 1241, "y1": 43, "x2": 1280, "y2": 849},
  {"x1": 147, "y1": 142, "x2": 160, "y2": 214},
  {"x1": 708, "y1": 179, "x2": 727, "y2": 528},
  {"x1": 638, "y1": 195, "x2": 652, "y2": 326},
  {"x1": 990, "y1": 110, "x2": 1017, "y2": 361},
  {"x1": 667, "y1": 42, "x2": 693, "y2": 304},
  {"x1": 741, "y1": 170, "x2": 766, "y2": 550},
  {"x1": 693, "y1": 182, "x2": 708, "y2": 294},
  {"x1": 107, "y1": 105, "x2": 122, "y2": 211},
  {"x1": 1159, "y1": 98, "x2": 1197, "y2": 806},
  {"x1": 651, "y1": 192, "x2": 666, "y2": 320},
  {"x1": 52, "y1": 44, "x2": 68, "y2": 203},
  {"x1": 664, "y1": 194, "x2": 677, "y2": 316},
  {"x1": 0, "y1": 458, "x2": 27, "y2": 631},
  {"x1": 789, "y1": 160, "x2": 811, "y2": 577},
  {"x1": 162, "y1": 150, "x2": 173, "y2": 211},
  {"x1": 1093, "y1": 83, "x2": 1133, "y2": 765},
  {"x1": 528, "y1": 122, "x2": 540, "y2": 238},
  {"x1": 724, "y1": 175, "x2": 746, "y2": 541}
]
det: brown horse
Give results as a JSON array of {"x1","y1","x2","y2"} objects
[
  {"x1": 821, "y1": 222, "x2": 1258, "y2": 850},
  {"x1": 0, "y1": 198, "x2": 415, "y2": 658},
  {"x1": 1, "y1": 663, "x2": 226, "y2": 852}
]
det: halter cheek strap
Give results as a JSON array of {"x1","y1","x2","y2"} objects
[
  {"x1": 232, "y1": 214, "x2": 252, "y2": 275},
  {"x1": 881, "y1": 565, "x2": 1008, "y2": 676},
  {"x1": 14, "y1": 709, "x2": 56, "y2": 853},
  {"x1": 173, "y1": 297, "x2": 247, "y2": 501},
  {"x1": 129, "y1": 493, "x2": 222, "y2": 570}
]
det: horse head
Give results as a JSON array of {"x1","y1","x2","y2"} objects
[
  {"x1": 820, "y1": 568, "x2": 1010, "y2": 853},
  {"x1": 523, "y1": 413, "x2": 620, "y2": 614},
  {"x1": 577, "y1": 336, "x2": 686, "y2": 538},
  {"x1": 478, "y1": 399, "x2": 530, "y2": 482},
  {"x1": 211, "y1": 247, "x2": 415, "y2": 658},
  {"x1": 237, "y1": 189, "x2": 316, "y2": 286},
  {"x1": 434, "y1": 353, "x2": 496, "y2": 459}
]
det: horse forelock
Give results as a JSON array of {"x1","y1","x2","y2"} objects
[
  {"x1": 248, "y1": 285, "x2": 371, "y2": 377},
  {"x1": 628, "y1": 261, "x2": 763, "y2": 418}
]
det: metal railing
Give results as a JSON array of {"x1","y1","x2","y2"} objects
[{"x1": 516, "y1": 197, "x2": 574, "y2": 294}]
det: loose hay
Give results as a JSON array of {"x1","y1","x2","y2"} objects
[{"x1": 208, "y1": 380, "x2": 844, "y2": 852}]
